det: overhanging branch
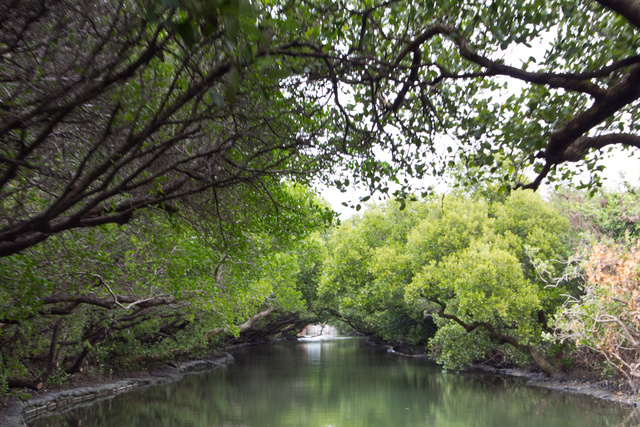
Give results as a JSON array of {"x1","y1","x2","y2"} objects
[{"x1": 596, "y1": 0, "x2": 640, "y2": 29}]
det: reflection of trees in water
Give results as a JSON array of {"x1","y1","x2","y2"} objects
[{"x1": 33, "y1": 340, "x2": 638, "y2": 427}]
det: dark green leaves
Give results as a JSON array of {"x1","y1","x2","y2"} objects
[
  {"x1": 267, "y1": 67, "x2": 292, "y2": 81},
  {"x1": 175, "y1": 21, "x2": 199, "y2": 46},
  {"x1": 209, "y1": 90, "x2": 225, "y2": 107},
  {"x1": 160, "y1": 0, "x2": 180, "y2": 8},
  {"x1": 224, "y1": 66, "x2": 240, "y2": 104}
]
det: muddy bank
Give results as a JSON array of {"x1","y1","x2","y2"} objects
[
  {"x1": 377, "y1": 340, "x2": 639, "y2": 408},
  {"x1": 0, "y1": 353, "x2": 234, "y2": 427},
  {"x1": 469, "y1": 365, "x2": 639, "y2": 407}
]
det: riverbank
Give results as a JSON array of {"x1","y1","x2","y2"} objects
[
  {"x1": 0, "y1": 353, "x2": 234, "y2": 427},
  {"x1": 376, "y1": 339, "x2": 639, "y2": 409},
  {"x1": 4, "y1": 338, "x2": 638, "y2": 425},
  {"x1": 468, "y1": 365, "x2": 639, "y2": 407}
]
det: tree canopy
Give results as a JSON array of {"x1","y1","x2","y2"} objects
[
  {"x1": 0, "y1": 0, "x2": 337, "y2": 256},
  {"x1": 0, "y1": 181, "x2": 327, "y2": 391},
  {"x1": 318, "y1": 191, "x2": 572, "y2": 374},
  {"x1": 2, "y1": 0, "x2": 640, "y2": 256},
  {"x1": 298, "y1": 0, "x2": 640, "y2": 192}
]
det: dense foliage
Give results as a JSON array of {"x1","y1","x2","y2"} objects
[
  {"x1": 319, "y1": 190, "x2": 572, "y2": 374},
  {"x1": 0, "y1": 182, "x2": 327, "y2": 392},
  {"x1": 0, "y1": 0, "x2": 339, "y2": 257},
  {"x1": 317, "y1": 199, "x2": 432, "y2": 340},
  {"x1": 556, "y1": 240, "x2": 640, "y2": 385},
  {"x1": 550, "y1": 185, "x2": 640, "y2": 388},
  {"x1": 271, "y1": 0, "x2": 640, "y2": 195},
  {"x1": 3, "y1": 0, "x2": 640, "y2": 255}
]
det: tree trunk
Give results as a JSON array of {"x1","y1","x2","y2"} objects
[
  {"x1": 528, "y1": 346, "x2": 558, "y2": 376},
  {"x1": 434, "y1": 304, "x2": 559, "y2": 376},
  {"x1": 7, "y1": 378, "x2": 43, "y2": 390},
  {"x1": 205, "y1": 306, "x2": 276, "y2": 340}
]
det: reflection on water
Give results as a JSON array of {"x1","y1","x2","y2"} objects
[
  {"x1": 300, "y1": 336, "x2": 352, "y2": 365},
  {"x1": 31, "y1": 338, "x2": 639, "y2": 427},
  {"x1": 304, "y1": 340, "x2": 323, "y2": 365}
]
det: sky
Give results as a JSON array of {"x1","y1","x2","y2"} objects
[
  {"x1": 318, "y1": 25, "x2": 640, "y2": 219},
  {"x1": 320, "y1": 146, "x2": 640, "y2": 219}
]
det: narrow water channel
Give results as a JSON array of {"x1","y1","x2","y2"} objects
[{"x1": 32, "y1": 338, "x2": 638, "y2": 426}]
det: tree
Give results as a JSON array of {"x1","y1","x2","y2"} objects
[
  {"x1": 0, "y1": 0, "x2": 344, "y2": 391},
  {"x1": 3, "y1": 0, "x2": 640, "y2": 391},
  {"x1": 551, "y1": 183, "x2": 640, "y2": 244},
  {"x1": 0, "y1": 181, "x2": 327, "y2": 391},
  {"x1": 547, "y1": 184, "x2": 640, "y2": 386},
  {"x1": 3, "y1": 0, "x2": 640, "y2": 259},
  {"x1": 402, "y1": 191, "x2": 571, "y2": 374},
  {"x1": 274, "y1": 0, "x2": 640, "y2": 194},
  {"x1": 317, "y1": 199, "x2": 433, "y2": 340},
  {"x1": 0, "y1": 0, "x2": 339, "y2": 257},
  {"x1": 293, "y1": 231, "x2": 328, "y2": 311},
  {"x1": 555, "y1": 239, "x2": 640, "y2": 386},
  {"x1": 319, "y1": 190, "x2": 573, "y2": 370}
]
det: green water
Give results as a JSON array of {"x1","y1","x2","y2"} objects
[{"x1": 32, "y1": 338, "x2": 638, "y2": 426}]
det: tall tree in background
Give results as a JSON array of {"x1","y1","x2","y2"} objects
[
  {"x1": 317, "y1": 200, "x2": 432, "y2": 340},
  {"x1": 404, "y1": 191, "x2": 570, "y2": 375},
  {"x1": 319, "y1": 191, "x2": 572, "y2": 374}
]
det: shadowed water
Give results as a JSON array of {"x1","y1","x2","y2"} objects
[{"x1": 31, "y1": 338, "x2": 639, "y2": 426}]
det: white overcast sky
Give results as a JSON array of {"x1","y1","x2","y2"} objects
[
  {"x1": 320, "y1": 147, "x2": 640, "y2": 219},
  {"x1": 319, "y1": 26, "x2": 640, "y2": 218}
]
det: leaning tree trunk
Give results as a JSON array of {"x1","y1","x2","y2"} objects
[{"x1": 435, "y1": 306, "x2": 559, "y2": 376}]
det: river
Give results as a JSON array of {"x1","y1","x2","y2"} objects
[{"x1": 31, "y1": 338, "x2": 638, "y2": 426}]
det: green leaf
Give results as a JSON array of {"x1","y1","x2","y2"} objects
[
  {"x1": 160, "y1": 0, "x2": 180, "y2": 8},
  {"x1": 268, "y1": 67, "x2": 292, "y2": 81},
  {"x1": 225, "y1": 15, "x2": 240, "y2": 41},
  {"x1": 238, "y1": 0, "x2": 254, "y2": 16},
  {"x1": 243, "y1": 45, "x2": 254, "y2": 64},
  {"x1": 224, "y1": 67, "x2": 240, "y2": 104},
  {"x1": 209, "y1": 90, "x2": 225, "y2": 107},
  {"x1": 176, "y1": 22, "x2": 198, "y2": 47},
  {"x1": 145, "y1": 3, "x2": 159, "y2": 23},
  {"x1": 258, "y1": 86, "x2": 270, "y2": 101}
]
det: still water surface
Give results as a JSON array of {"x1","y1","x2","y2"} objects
[{"x1": 33, "y1": 338, "x2": 638, "y2": 426}]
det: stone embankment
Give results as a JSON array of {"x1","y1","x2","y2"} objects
[{"x1": 1, "y1": 353, "x2": 234, "y2": 427}]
